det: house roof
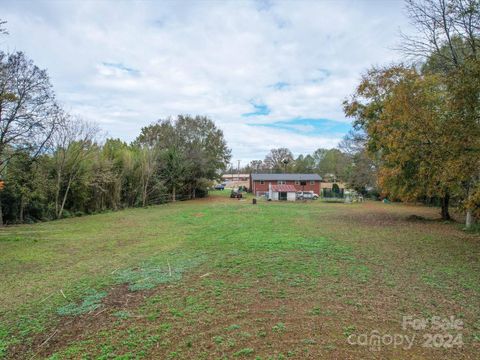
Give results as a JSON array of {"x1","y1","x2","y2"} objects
[
  {"x1": 222, "y1": 173, "x2": 250, "y2": 178},
  {"x1": 251, "y1": 173, "x2": 322, "y2": 181},
  {"x1": 271, "y1": 184, "x2": 297, "y2": 192}
]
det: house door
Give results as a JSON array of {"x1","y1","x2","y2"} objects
[{"x1": 279, "y1": 192, "x2": 287, "y2": 201}]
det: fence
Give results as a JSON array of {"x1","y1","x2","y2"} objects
[{"x1": 146, "y1": 193, "x2": 195, "y2": 206}]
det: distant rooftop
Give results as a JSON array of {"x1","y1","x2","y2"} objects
[
  {"x1": 222, "y1": 173, "x2": 250, "y2": 178},
  {"x1": 251, "y1": 173, "x2": 322, "y2": 181}
]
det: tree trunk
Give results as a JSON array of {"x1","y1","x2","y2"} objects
[
  {"x1": 142, "y1": 182, "x2": 148, "y2": 207},
  {"x1": 172, "y1": 185, "x2": 176, "y2": 202},
  {"x1": 440, "y1": 193, "x2": 451, "y2": 220},
  {"x1": 19, "y1": 195, "x2": 25, "y2": 223},
  {"x1": 55, "y1": 169, "x2": 62, "y2": 218},
  {"x1": 466, "y1": 209, "x2": 475, "y2": 229},
  {"x1": 465, "y1": 183, "x2": 476, "y2": 229},
  {"x1": 0, "y1": 197, "x2": 4, "y2": 227},
  {"x1": 58, "y1": 178, "x2": 72, "y2": 219}
]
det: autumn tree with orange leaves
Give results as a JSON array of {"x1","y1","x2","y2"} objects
[
  {"x1": 345, "y1": 0, "x2": 480, "y2": 227},
  {"x1": 345, "y1": 66, "x2": 455, "y2": 219}
]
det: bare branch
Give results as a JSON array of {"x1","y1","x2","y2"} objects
[
  {"x1": 0, "y1": 20, "x2": 7, "y2": 35},
  {"x1": 0, "y1": 51, "x2": 57, "y2": 174},
  {"x1": 400, "y1": 0, "x2": 480, "y2": 70}
]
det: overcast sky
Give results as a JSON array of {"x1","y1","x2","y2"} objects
[{"x1": 1, "y1": 0, "x2": 412, "y2": 164}]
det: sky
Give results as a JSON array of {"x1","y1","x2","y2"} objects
[{"x1": 1, "y1": 0, "x2": 412, "y2": 164}]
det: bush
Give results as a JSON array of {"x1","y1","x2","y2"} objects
[{"x1": 61, "y1": 209, "x2": 72, "y2": 218}]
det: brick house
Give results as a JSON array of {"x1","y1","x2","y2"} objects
[{"x1": 250, "y1": 173, "x2": 322, "y2": 197}]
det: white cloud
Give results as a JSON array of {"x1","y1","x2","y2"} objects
[{"x1": 1, "y1": 0, "x2": 412, "y2": 162}]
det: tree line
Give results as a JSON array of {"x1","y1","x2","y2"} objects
[
  {"x1": 344, "y1": 0, "x2": 480, "y2": 227},
  {"x1": 0, "y1": 24, "x2": 230, "y2": 225},
  {"x1": 2, "y1": 0, "x2": 478, "y2": 228}
]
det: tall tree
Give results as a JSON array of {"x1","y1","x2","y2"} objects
[
  {"x1": 0, "y1": 52, "x2": 58, "y2": 173},
  {"x1": 401, "y1": 0, "x2": 480, "y2": 69},
  {"x1": 249, "y1": 160, "x2": 263, "y2": 173},
  {"x1": 339, "y1": 130, "x2": 378, "y2": 194},
  {"x1": 51, "y1": 115, "x2": 98, "y2": 218},
  {"x1": 400, "y1": 0, "x2": 480, "y2": 226},
  {"x1": 160, "y1": 147, "x2": 186, "y2": 202},
  {"x1": 101, "y1": 139, "x2": 138, "y2": 209},
  {"x1": 312, "y1": 148, "x2": 328, "y2": 169},
  {"x1": 0, "y1": 51, "x2": 58, "y2": 225},
  {"x1": 135, "y1": 115, "x2": 231, "y2": 200},
  {"x1": 294, "y1": 154, "x2": 316, "y2": 173},
  {"x1": 344, "y1": 65, "x2": 465, "y2": 219},
  {"x1": 316, "y1": 149, "x2": 350, "y2": 181},
  {"x1": 263, "y1": 148, "x2": 294, "y2": 172},
  {"x1": 136, "y1": 145, "x2": 160, "y2": 207},
  {"x1": 446, "y1": 57, "x2": 480, "y2": 226}
]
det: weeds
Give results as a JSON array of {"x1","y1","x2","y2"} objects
[
  {"x1": 57, "y1": 289, "x2": 107, "y2": 316},
  {"x1": 234, "y1": 348, "x2": 254, "y2": 357},
  {"x1": 272, "y1": 322, "x2": 286, "y2": 333},
  {"x1": 115, "y1": 256, "x2": 204, "y2": 291}
]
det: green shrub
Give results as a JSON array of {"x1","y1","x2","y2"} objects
[{"x1": 61, "y1": 209, "x2": 72, "y2": 218}]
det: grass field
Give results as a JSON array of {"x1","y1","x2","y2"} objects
[{"x1": 1, "y1": 192, "x2": 479, "y2": 359}]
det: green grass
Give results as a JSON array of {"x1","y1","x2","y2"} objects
[{"x1": 0, "y1": 194, "x2": 479, "y2": 359}]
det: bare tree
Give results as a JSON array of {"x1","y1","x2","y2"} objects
[
  {"x1": 263, "y1": 148, "x2": 294, "y2": 172},
  {"x1": 0, "y1": 51, "x2": 58, "y2": 225},
  {"x1": 51, "y1": 114, "x2": 99, "y2": 218},
  {"x1": 0, "y1": 52, "x2": 58, "y2": 173},
  {"x1": 249, "y1": 160, "x2": 263, "y2": 173},
  {"x1": 400, "y1": 0, "x2": 480, "y2": 69},
  {"x1": 339, "y1": 130, "x2": 378, "y2": 194}
]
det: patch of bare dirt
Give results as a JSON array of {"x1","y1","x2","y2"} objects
[
  {"x1": 10, "y1": 266, "x2": 480, "y2": 360},
  {"x1": 8, "y1": 285, "x2": 155, "y2": 359},
  {"x1": 337, "y1": 202, "x2": 471, "y2": 232},
  {"x1": 406, "y1": 214, "x2": 427, "y2": 222}
]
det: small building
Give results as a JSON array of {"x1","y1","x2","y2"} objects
[
  {"x1": 221, "y1": 173, "x2": 250, "y2": 182},
  {"x1": 250, "y1": 173, "x2": 322, "y2": 197},
  {"x1": 268, "y1": 184, "x2": 297, "y2": 201}
]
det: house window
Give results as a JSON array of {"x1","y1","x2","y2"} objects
[
  {"x1": 277, "y1": 180, "x2": 286, "y2": 185},
  {"x1": 260, "y1": 180, "x2": 264, "y2": 185},
  {"x1": 295, "y1": 180, "x2": 300, "y2": 185},
  {"x1": 310, "y1": 180, "x2": 315, "y2": 185}
]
